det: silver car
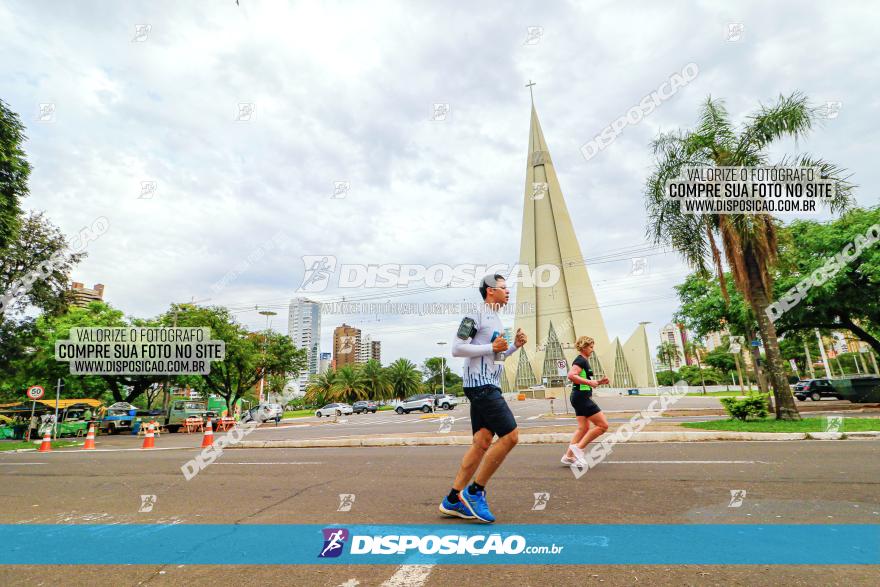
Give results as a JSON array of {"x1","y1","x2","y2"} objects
[
  {"x1": 395, "y1": 394, "x2": 436, "y2": 414},
  {"x1": 315, "y1": 403, "x2": 353, "y2": 417}
]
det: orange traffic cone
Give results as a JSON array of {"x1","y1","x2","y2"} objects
[
  {"x1": 201, "y1": 418, "x2": 214, "y2": 448},
  {"x1": 82, "y1": 424, "x2": 96, "y2": 450},
  {"x1": 38, "y1": 431, "x2": 52, "y2": 453},
  {"x1": 141, "y1": 424, "x2": 155, "y2": 449}
]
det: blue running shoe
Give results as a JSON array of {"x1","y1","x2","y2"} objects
[
  {"x1": 439, "y1": 494, "x2": 475, "y2": 519},
  {"x1": 460, "y1": 488, "x2": 496, "y2": 523}
]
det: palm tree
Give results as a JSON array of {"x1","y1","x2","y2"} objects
[
  {"x1": 361, "y1": 359, "x2": 392, "y2": 400},
  {"x1": 657, "y1": 341, "x2": 681, "y2": 375},
  {"x1": 646, "y1": 93, "x2": 853, "y2": 420},
  {"x1": 684, "y1": 339, "x2": 708, "y2": 395},
  {"x1": 331, "y1": 364, "x2": 368, "y2": 404},
  {"x1": 304, "y1": 370, "x2": 336, "y2": 406},
  {"x1": 386, "y1": 358, "x2": 422, "y2": 399}
]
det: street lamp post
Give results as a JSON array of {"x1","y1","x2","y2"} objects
[
  {"x1": 258, "y1": 310, "x2": 277, "y2": 404},
  {"x1": 437, "y1": 341, "x2": 447, "y2": 414}
]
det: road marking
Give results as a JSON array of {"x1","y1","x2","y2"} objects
[
  {"x1": 606, "y1": 460, "x2": 767, "y2": 464},
  {"x1": 381, "y1": 564, "x2": 434, "y2": 587},
  {"x1": 0, "y1": 462, "x2": 46, "y2": 465},
  {"x1": 252, "y1": 425, "x2": 310, "y2": 431},
  {"x1": 214, "y1": 462, "x2": 322, "y2": 465}
]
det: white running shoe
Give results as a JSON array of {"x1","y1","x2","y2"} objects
[{"x1": 561, "y1": 454, "x2": 577, "y2": 465}]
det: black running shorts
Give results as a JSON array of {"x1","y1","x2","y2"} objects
[
  {"x1": 570, "y1": 389, "x2": 602, "y2": 418},
  {"x1": 464, "y1": 385, "x2": 517, "y2": 438}
]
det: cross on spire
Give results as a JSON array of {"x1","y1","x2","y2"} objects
[{"x1": 525, "y1": 80, "x2": 536, "y2": 105}]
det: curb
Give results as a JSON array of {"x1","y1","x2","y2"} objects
[{"x1": 229, "y1": 430, "x2": 880, "y2": 449}]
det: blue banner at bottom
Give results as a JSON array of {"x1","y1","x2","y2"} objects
[{"x1": 1, "y1": 524, "x2": 877, "y2": 565}]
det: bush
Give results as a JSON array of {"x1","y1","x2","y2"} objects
[{"x1": 719, "y1": 393, "x2": 770, "y2": 421}]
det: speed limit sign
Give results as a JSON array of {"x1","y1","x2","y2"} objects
[{"x1": 26, "y1": 386, "x2": 44, "y2": 400}]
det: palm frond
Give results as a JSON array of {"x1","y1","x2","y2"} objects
[
  {"x1": 777, "y1": 153, "x2": 856, "y2": 214},
  {"x1": 734, "y1": 92, "x2": 813, "y2": 163}
]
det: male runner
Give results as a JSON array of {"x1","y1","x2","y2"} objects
[{"x1": 439, "y1": 274, "x2": 526, "y2": 523}]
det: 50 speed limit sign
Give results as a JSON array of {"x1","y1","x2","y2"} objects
[{"x1": 26, "y1": 386, "x2": 45, "y2": 400}]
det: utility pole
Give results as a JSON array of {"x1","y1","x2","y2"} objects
[
  {"x1": 258, "y1": 310, "x2": 277, "y2": 404},
  {"x1": 804, "y1": 341, "x2": 815, "y2": 379},
  {"x1": 815, "y1": 329, "x2": 833, "y2": 380}
]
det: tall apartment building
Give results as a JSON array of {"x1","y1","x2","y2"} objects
[
  {"x1": 288, "y1": 298, "x2": 321, "y2": 388},
  {"x1": 659, "y1": 323, "x2": 690, "y2": 369},
  {"x1": 333, "y1": 324, "x2": 361, "y2": 368},
  {"x1": 70, "y1": 282, "x2": 105, "y2": 307},
  {"x1": 370, "y1": 339, "x2": 381, "y2": 364}
]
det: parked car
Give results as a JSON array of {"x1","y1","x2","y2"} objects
[
  {"x1": 315, "y1": 403, "x2": 353, "y2": 417},
  {"x1": 793, "y1": 379, "x2": 843, "y2": 401},
  {"x1": 395, "y1": 394, "x2": 436, "y2": 414},
  {"x1": 352, "y1": 400, "x2": 378, "y2": 414},
  {"x1": 241, "y1": 403, "x2": 282, "y2": 424},
  {"x1": 431, "y1": 393, "x2": 459, "y2": 410}
]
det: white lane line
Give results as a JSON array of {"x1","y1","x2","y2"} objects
[
  {"x1": 27, "y1": 446, "x2": 195, "y2": 453},
  {"x1": 214, "y1": 462, "x2": 322, "y2": 465},
  {"x1": 381, "y1": 564, "x2": 434, "y2": 587},
  {"x1": 0, "y1": 462, "x2": 46, "y2": 465},
  {"x1": 606, "y1": 460, "x2": 767, "y2": 464},
  {"x1": 253, "y1": 425, "x2": 310, "y2": 431}
]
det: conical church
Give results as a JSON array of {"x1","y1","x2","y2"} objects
[{"x1": 503, "y1": 100, "x2": 655, "y2": 390}]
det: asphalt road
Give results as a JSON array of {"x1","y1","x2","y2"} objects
[{"x1": 1, "y1": 438, "x2": 878, "y2": 585}]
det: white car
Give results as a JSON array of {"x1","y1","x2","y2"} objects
[{"x1": 315, "y1": 403, "x2": 353, "y2": 418}]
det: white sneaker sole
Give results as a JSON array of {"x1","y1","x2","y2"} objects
[{"x1": 439, "y1": 503, "x2": 475, "y2": 519}]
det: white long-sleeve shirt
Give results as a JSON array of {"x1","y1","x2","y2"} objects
[{"x1": 452, "y1": 304, "x2": 519, "y2": 388}]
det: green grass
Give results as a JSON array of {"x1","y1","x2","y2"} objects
[
  {"x1": 0, "y1": 439, "x2": 81, "y2": 452},
  {"x1": 681, "y1": 417, "x2": 880, "y2": 433},
  {"x1": 282, "y1": 409, "x2": 316, "y2": 419},
  {"x1": 283, "y1": 405, "x2": 395, "y2": 418}
]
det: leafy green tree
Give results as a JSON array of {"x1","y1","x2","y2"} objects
[
  {"x1": 0, "y1": 211, "x2": 87, "y2": 317},
  {"x1": 646, "y1": 93, "x2": 853, "y2": 419},
  {"x1": 771, "y1": 207, "x2": 880, "y2": 355},
  {"x1": 656, "y1": 341, "x2": 680, "y2": 374},
  {"x1": 704, "y1": 346, "x2": 737, "y2": 377},
  {"x1": 0, "y1": 99, "x2": 30, "y2": 251},
  {"x1": 386, "y1": 358, "x2": 422, "y2": 399},
  {"x1": 361, "y1": 359, "x2": 392, "y2": 400},
  {"x1": 23, "y1": 302, "x2": 161, "y2": 403},
  {"x1": 170, "y1": 305, "x2": 306, "y2": 415},
  {"x1": 683, "y1": 339, "x2": 708, "y2": 394},
  {"x1": 305, "y1": 370, "x2": 336, "y2": 407},
  {"x1": 331, "y1": 364, "x2": 367, "y2": 403},
  {"x1": 422, "y1": 356, "x2": 461, "y2": 393}
]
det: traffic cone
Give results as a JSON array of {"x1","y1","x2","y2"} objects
[
  {"x1": 82, "y1": 424, "x2": 96, "y2": 450},
  {"x1": 38, "y1": 431, "x2": 52, "y2": 453},
  {"x1": 141, "y1": 424, "x2": 155, "y2": 449},
  {"x1": 201, "y1": 418, "x2": 214, "y2": 448}
]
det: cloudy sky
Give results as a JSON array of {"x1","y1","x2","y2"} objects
[{"x1": 2, "y1": 0, "x2": 878, "y2": 373}]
